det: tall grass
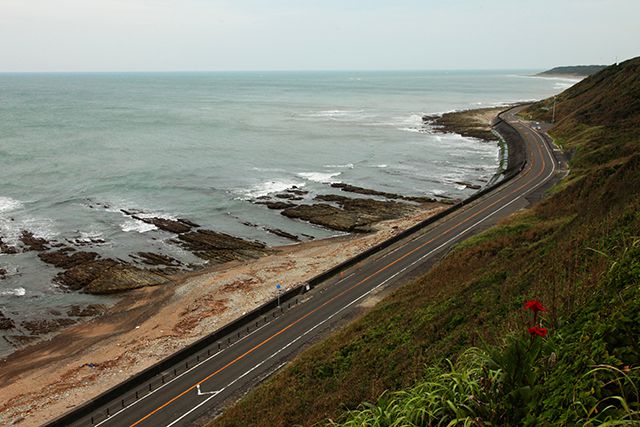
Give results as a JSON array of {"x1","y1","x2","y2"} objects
[{"x1": 328, "y1": 348, "x2": 497, "y2": 427}]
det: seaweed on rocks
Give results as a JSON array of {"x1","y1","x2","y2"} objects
[
  {"x1": 38, "y1": 248, "x2": 99, "y2": 269},
  {"x1": 20, "y1": 231, "x2": 50, "y2": 252},
  {"x1": 0, "y1": 311, "x2": 16, "y2": 330},
  {"x1": 0, "y1": 237, "x2": 18, "y2": 254},
  {"x1": 255, "y1": 201, "x2": 296, "y2": 210},
  {"x1": 175, "y1": 229, "x2": 269, "y2": 264},
  {"x1": 134, "y1": 252, "x2": 182, "y2": 267},
  {"x1": 66, "y1": 304, "x2": 106, "y2": 317},
  {"x1": 53, "y1": 258, "x2": 169, "y2": 294},
  {"x1": 120, "y1": 210, "x2": 197, "y2": 234}
]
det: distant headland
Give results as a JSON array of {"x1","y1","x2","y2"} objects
[{"x1": 536, "y1": 64, "x2": 607, "y2": 78}]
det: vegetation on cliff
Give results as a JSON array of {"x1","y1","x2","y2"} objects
[
  {"x1": 211, "y1": 57, "x2": 640, "y2": 426},
  {"x1": 537, "y1": 65, "x2": 607, "y2": 77}
]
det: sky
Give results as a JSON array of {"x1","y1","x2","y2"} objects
[{"x1": 0, "y1": 0, "x2": 638, "y2": 72}]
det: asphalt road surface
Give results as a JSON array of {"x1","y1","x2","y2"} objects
[{"x1": 59, "y1": 108, "x2": 562, "y2": 427}]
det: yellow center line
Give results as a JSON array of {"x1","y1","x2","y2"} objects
[{"x1": 129, "y1": 122, "x2": 548, "y2": 427}]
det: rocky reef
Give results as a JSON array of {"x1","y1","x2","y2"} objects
[
  {"x1": 423, "y1": 107, "x2": 503, "y2": 142},
  {"x1": 251, "y1": 183, "x2": 443, "y2": 234},
  {"x1": 281, "y1": 194, "x2": 420, "y2": 233},
  {"x1": 0, "y1": 183, "x2": 438, "y2": 347},
  {"x1": 176, "y1": 229, "x2": 269, "y2": 263}
]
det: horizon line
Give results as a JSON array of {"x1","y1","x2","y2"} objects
[{"x1": 0, "y1": 67, "x2": 548, "y2": 74}]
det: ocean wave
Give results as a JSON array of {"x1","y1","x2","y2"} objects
[
  {"x1": 365, "y1": 113, "x2": 428, "y2": 133},
  {"x1": 297, "y1": 172, "x2": 341, "y2": 183},
  {"x1": 120, "y1": 219, "x2": 158, "y2": 233},
  {"x1": 374, "y1": 164, "x2": 388, "y2": 168},
  {"x1": 66, "y1": 230, "x2": 108, "y2": 246},
  {"x1": 323, "y1": 163, "x2": 354, "y2": 169},
  {"x1": 94, "y1": 200, "x2": 178, "y2": 221},
  {"x1": 397, "y1": 127, "x2": 424, "y2": 133},
  {"x1": 554, "y1": 82, "x2": 574, "y2": 90},
  {"x1": 297, "y1": 109, "x2": 375, "y2": 123},
  {"x1": 0, "y1": 287, "x2": 26, "y2": 297},
  {"x1": 0, "y1": 196, "x2": 22, "y2": 213},
  {"x1": 306, "y1": 109, "x2": 365, "y2": 118},
  {"x1": 251, "y1": 167, "x2": 287, "y2": 173},
  {"x1": 241, "y1": 179, "x2": 305, "y2": 199},
  {"x1": 0, "y1": 216, "x2": 58, "y2": 246}
]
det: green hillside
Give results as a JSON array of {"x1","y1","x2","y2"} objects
[
  {"x1": 211, "y1": 58, "x2": 640, "y2": 426},
  {"x1": 537, "y1": 65, "x2": 607, "y2": 77}
]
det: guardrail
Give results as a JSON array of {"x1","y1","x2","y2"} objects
[{"x1": 46, "y1": 107, "x2": 527, "y2": 427}]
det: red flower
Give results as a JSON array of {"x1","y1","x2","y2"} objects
[
  {"x1": 524, "y1": 300, "x2": 546, "y2": 313},
  {"x1": 528, "y1": 326, "x2": 548, "y2": 337}
]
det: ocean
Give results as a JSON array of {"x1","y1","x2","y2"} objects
[{"x1": 0, "y1": 70, "x2": 573, "y2": 354}]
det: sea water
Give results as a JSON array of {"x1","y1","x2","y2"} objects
[{"x1": 0, "y1": 70, "x2": 574, "y2": 354}]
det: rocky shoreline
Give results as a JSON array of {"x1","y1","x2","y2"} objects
[
  {"x1": 0, "y1": 105, "x2": 505, "y2": 355},
  {"x1": 0, "y1": 181, "x2": 448, "y2": 352},
  {"x1": 422, "y1": 106, "x2": 505, "y2": 142},
  {"x1": 0, "y1": 105, "x2": 506, "y2": 426}
]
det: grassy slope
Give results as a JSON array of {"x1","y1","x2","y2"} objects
[
  {"x1": 211, "y1": 58, "x2": 640, "y2": 426},
  {"x1": 537, "y1": 65, "x2": 607, "y2": 77}
]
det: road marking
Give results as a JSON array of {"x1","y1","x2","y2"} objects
[
  {"x1": 119, "y1": 118, "x2": 554, "y2": 427},
  {"x1": 91, "y1": 315, "x2": 278, "y2": 426},
  {"x1": 195, "y1": 385, "x2": 221, "y2": 397},
  {"x1": 165, "y1": 266, "x2": 408, "y2": 427}
]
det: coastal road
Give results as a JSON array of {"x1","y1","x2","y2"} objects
[{"x1": 57, "y1": 108, "x2": 561, "y2": 427}]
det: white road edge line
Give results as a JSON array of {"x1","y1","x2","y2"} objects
[
  {"x1": 164, "y1": 122, "x2": 557, "y2": 427},
  {"x1": 93, "y1": 316, "x2": 276, "y2": 426},
  {"x1": 92, "y1": 251, "x2": 352, "y2": 425},
  {"x1": 165, "y1": 264, "x2": 408, "y2": 427}
]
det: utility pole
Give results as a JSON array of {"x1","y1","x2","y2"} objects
[{"x1": 551, "y1": 96, "x2": 557, "y2": 124}]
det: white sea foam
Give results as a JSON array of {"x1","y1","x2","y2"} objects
[
  {"x1": 297, "y1": 172, "x2": 341, "y2": 183},
  {"x1": 554, "y1": 82, "x2": 574, "y2": 90},
  {"x1": 99, "y1": 200, "x2": 178, "y2": 221},
  {"x1": 366, "y1": 113, "x2": 427, "y2": 133},
  {"x1": 79, "y1": 231, "x2": 103, "y2": 240},
  {"x1": 397, "y1": 127, "x2": 423, "y2": 133},
  {"x1": 308, "y1": 109, "x2": 365, "y2": 118},
  {"x1": 323, "y1": 163, "x2": 354, "y2": 169},
  {"x1": 242, "y1": 180, "x2": 305, "y2": 199},
  {"x1": 251, "y1": 167, "x2": 287, "y2": 173},
  {"x1": 0, "y1": 287, "x2": 26, "y2": 297},
  {"x1": 0, "y1": 216, "x2": 58, "y2": 247},
  {"x1": 67, "y1": 230, "x2": 107, "y2": 246},
  {"x1": 374, "y1": 164, "x2": 388, "y2": 168},
  {"x1": 136, "y1": 212, "x2": 177, "y2": 220},
  {"x1": 300, "y1": 109, "x2": 373, "y2": 123},
  {"x1": 0, "y1": 196, "x2": 22, "y2": 213},
  {"x1": 120, "y1": 219, "x2": 158, "y2": 233}
]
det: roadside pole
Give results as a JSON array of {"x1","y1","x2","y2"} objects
[{"x1": 276, "y1": 283, "x2": 282, "y2": 307}]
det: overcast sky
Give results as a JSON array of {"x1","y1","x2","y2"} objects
[{"x1": 0, "y1": 0, "x2": 638, "y2": 72}]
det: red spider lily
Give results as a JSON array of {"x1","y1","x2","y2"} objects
[
  {"x1": 528, "y1": 326, "x2": 548, "y2": 338},
  {"x1": 524, "y1": 300, "x2": 546, "y2": 313}
]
